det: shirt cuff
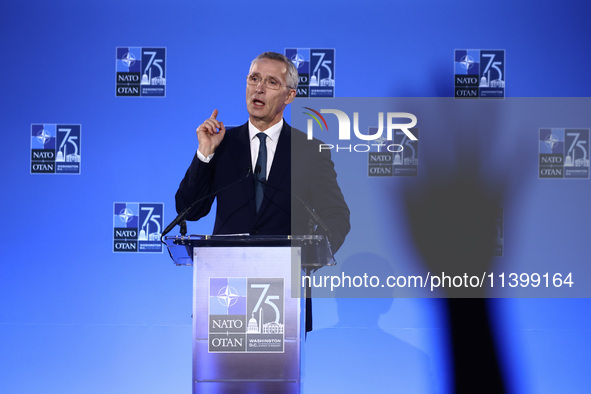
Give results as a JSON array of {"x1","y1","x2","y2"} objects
[{"x1": 197, "y1": 149, "x2": 214, "y2": 163}]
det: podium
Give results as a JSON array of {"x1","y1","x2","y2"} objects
[{"x1": 164, "y1": 234, "x2": 334, "y2": 394}]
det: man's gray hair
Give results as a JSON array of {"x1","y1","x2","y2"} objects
[{"x1": 251, "y1": 51, "x2": 299, "y2": 90}]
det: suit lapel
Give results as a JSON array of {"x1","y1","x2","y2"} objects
[{"x1": 227, "y1": 123, "x2": 255, "y2": 208}]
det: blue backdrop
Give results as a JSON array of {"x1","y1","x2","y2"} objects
[{"x1": 1, "y1": 0, "x2": 590, "y2": 393}]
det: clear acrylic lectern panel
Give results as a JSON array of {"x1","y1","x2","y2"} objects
[{"x1": 164, "y1": 235, "x2": 333, "y2": 394}]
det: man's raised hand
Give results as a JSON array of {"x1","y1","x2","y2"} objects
[{"x1": 196, "y1": 109, "x2": 226, "y2": 157}]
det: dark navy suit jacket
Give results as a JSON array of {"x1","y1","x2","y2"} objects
[{"x1": 175, "y1": 121, "x2": 350, "y2": 253}]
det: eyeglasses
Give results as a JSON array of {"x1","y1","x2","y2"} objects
[{"x1": 246, "y1": 74, "x2": 294, "y2": 90}]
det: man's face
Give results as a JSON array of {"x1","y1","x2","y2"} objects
[{"x1": 246, "y1": 58, "x2": 296, "y2": 129}]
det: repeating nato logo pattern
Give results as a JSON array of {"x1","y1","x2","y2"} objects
[
  {"x1": 454, "y1": 49, "x2": 505, "y2": 98},
  {"x1": 539, "y1": 129, "x2": 590, "y2": 179},
  {"x1": 116, "y1": 47, "x2": 166, "y2": 97},
  {"x1": 29, "y1": 47, "x2": 587, "y2": 260},
  {"x1": 285, "y1": 48, "x2": 335, "y2": 97},
  {"x1": 113, "y1": 203, "x2": 164, "y2": 252},
  {"x1": 31, "y1": 124, "x2": 81, "y2": 174},
  {"x1": 209, "y1": 277, "x2": 284, "y2": 353}
]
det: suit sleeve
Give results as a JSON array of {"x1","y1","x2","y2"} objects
[{"x1": 175, "y1": 152, "x2": 217, "y2": 221}]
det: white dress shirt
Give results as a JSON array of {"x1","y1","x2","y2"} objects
[{"x1": 248, "y1": 119, "x2": 282, "y2": 180}]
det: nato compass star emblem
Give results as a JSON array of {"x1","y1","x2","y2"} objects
[
  {"x1": 36, "y1": 129, "x2": 51, "y2": 145},
  {"x1": 118, "y1": 207, "x2": 134, "y2": 223},
  {"x1": 291, "y1": 53, "x2": 306, "y2": 69},
  {"x1": 121, "y1": 52, "x2": 137, "y2": 68},
  {"x1": 217, "y1": 285, "x2": 240, "y2": 308},
  {"x1": 544, "y1": 133, "x2": 560, "y2": 150},
  {"x1": 375, "y1": 134, "x2": 390, "y2": 147},
  {"x1": 459, "y1": 55, "x2": 476, "y2": 72}
]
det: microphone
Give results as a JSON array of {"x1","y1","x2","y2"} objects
[
  {"x1": 161, "y1": 168, "x2": 252, "y2": 239},
  {"x1": 258, "y1": 178, "x2": 333, "y2": 240}
]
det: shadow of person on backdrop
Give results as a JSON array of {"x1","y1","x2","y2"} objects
[
  {"x1": 402, "y1": 161, "x2": 505, "y2": 392},
  {"x1": 396, "y1": 98, "x2": 530, "y2": 393},
  {"x1": 305, "y1": 253, "x2": 436, "y2": 393}
]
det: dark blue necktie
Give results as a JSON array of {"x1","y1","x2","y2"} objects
[{"x1": 254, "y1": 133, "x2": 267, "y2": 212}]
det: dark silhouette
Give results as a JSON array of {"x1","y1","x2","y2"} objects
[{"x1": 397, "y1": 100, "x2": 528, "y2": 393}]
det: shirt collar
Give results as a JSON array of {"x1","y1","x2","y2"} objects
[{"x1": 248, "y1": 119, "x2": 283, "y2": 143}]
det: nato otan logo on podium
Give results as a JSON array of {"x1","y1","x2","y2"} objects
[
  {"x1": 116, "y1": 47, "x2": 166, "y2": 97},
  {"x1": 539, "y1": 128, "x2": 590, "y2": 179},
  {"x1": 454, "y1": 49, "x2": 505, "y2": 98},
  {"x1": 113, "y1": 203, "x2": 164, "y2": 253},
  {"x1": 209, "y1": 277, "x2": 285, "y2": 353},
  {"x1": 285, "y1": 48, "x2": 335, "y2": 97},
  {"x1": 31, "y1": 124, "x2": 81, "y2": 174}
]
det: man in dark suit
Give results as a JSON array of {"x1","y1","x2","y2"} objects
[{"x1": 175, "y1": 51, "x2": 350, "y2": 253}]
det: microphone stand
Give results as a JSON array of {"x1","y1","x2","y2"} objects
[{"x1": 161, "y1": 168, "x2": 252, "y2": 242}]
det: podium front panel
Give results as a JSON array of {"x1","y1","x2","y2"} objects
[{"x1": 192, "y1": 246, "x2": 303, "y2": 393}]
